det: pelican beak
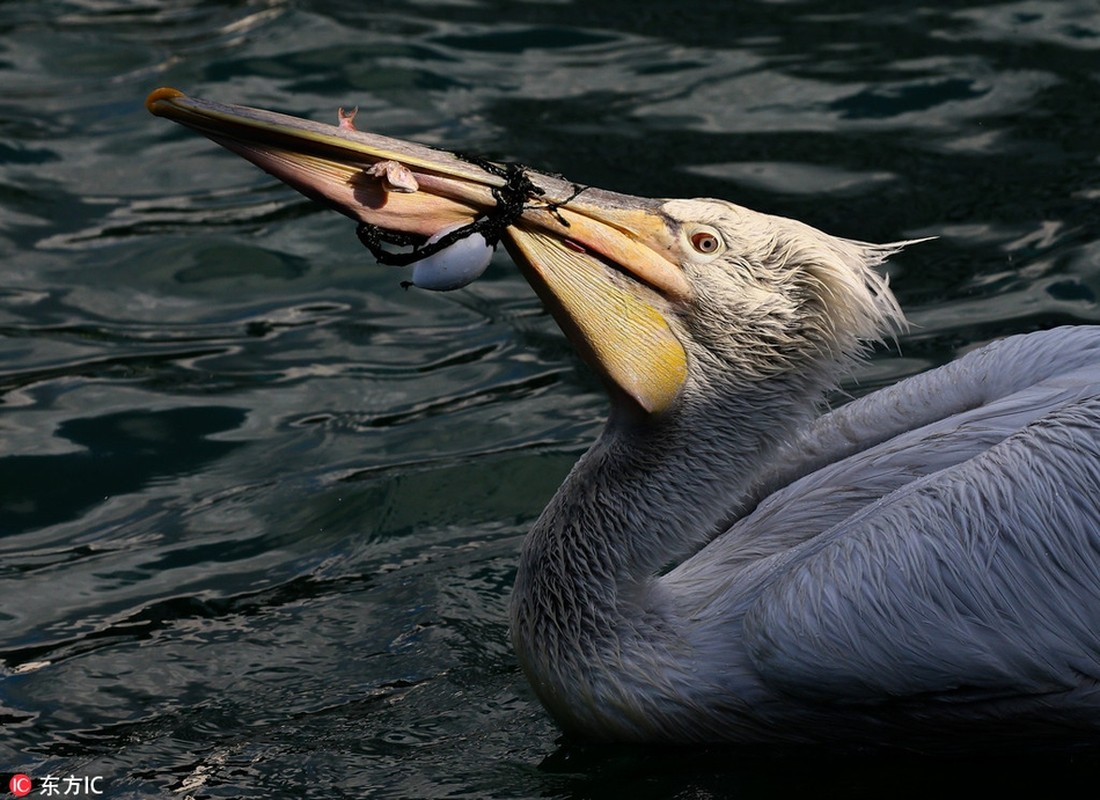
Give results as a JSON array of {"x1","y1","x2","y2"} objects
[{"x1": 146, "y1": 88, "x2": 690, "y2": 414}]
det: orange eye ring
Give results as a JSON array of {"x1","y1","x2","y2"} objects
[{"x1": 690, "y1": 230, "x2": 721, "y2": 254}]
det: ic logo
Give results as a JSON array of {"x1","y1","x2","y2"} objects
[{"x1": 9, "y1": 774, "x2": 32, "y2": 797}]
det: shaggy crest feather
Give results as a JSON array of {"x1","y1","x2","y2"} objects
[{"x1": 661, "y1": 200, "x2": 918, "y2": 389}]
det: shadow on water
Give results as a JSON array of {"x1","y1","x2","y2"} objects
[
  {"x1": 536, "y1": 740, "x2": 1100, "y2": 799},
  {"x1": 0, "y1": 407, "x2": 247, "y2": 535}
]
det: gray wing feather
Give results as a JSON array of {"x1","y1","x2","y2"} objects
[
  {"x1": 673, "y1": 327, "x2": 1100, "y2": 583},
  {"x1": 744, "y1": 392, "x2": 1100, "y2": 703}
]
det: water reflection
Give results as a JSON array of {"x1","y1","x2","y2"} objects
[{"x1": 1, "y1": 407, "x2": 247, "y2": 535}]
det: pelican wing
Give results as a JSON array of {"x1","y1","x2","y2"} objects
[{"x1": 738, "y1": 330, "x2": 1100, "y2": 703}]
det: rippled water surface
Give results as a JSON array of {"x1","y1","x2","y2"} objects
[{"x1": 3, "y1": 1, "x2": 1100, "y2": 797}]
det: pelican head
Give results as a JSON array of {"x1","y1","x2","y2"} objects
[
  {"x1": 628, "y1": 198, "x2": 909, "y2": 396},
  {"x1": 146, "y1": 88, "x2": 913, "y2": 428}
]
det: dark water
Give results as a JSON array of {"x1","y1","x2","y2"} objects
[{"x1": 3, "y1": 1, "x2": 1100, "y2": 797}]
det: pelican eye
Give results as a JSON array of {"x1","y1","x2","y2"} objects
[{"x1": 689, "y1": 229, "x2": 722, "y2": 255}]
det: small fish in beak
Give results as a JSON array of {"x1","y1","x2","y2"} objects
[
  {"x1": 334, "y1": 105, "x2": 488, "y2": 289},
  {"x1": 355, "y1": 159, "x2": 548, "y2": 292},
  {"x1": 366, "y1": 160, "x2": 420, "y2": 194},
  {"x1": 337, "y1": 106, "x2": 358, "y2": 130}
]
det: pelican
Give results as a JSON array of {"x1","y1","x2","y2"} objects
[{"x1": 146, "y1": 88, "x2": 1100, "y2": 751}]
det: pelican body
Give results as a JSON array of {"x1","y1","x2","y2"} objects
[{"x1": 146, "y1": 89, "x2": 1100, "y2": 752}]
